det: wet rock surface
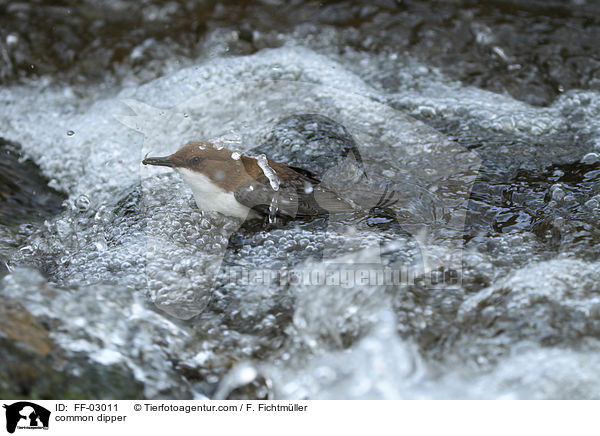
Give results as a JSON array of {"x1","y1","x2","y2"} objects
[
  {"x1": 0, "y1": 139, "x2": 66, "y2": 226},
  {"x1": 1, "y1": 0, "x2": 599, "y2": 107},
  {"x1": 0, "y1": 139, "x2": 66, "y2": 280},
  {"x1": 0, "y1": 1, "x2": 599, "y2": 399},
  {"x1": 0, "y1": 294, "x2": 145, "y2": 399}
]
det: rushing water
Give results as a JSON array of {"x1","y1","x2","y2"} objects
[{"x1": 0, "y1": 0, "x2": 599, "y2": 399}]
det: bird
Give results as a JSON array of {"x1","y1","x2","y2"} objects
[{"x1": 142, "y1": 141, "x2": 396, "y2": 220}]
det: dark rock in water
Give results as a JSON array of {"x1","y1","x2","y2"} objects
[
  {"x1": 0, "y1": 138, "x2": 66, "y2": 227},
  {"x1": 0, "y1": 306, "x2": 54, "y2": 398},
  {"x1": 464, "y1": 134, "x2": 600, "y2": 259},
  {"x1": 0, "y1": 296, "x2": 145, "y2": 399},
  {"x1": 0, "y1": 298, "x2": 52, "y2": 358},
  {"x1": 1, "y1": 0, "x2": 599, "y2": 106},
  {"x1": 251, "y1": 113, "x2": 366, "y2": 178},
  {"x1": 0, "y1": 257, "x2": 7, "y2": 280},
  {"x1": 113, "y1": 185, "x2": 144, "y2": 219}
]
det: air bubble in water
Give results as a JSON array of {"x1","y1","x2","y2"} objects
[{"x1": 76, "y1": 194, "x2": 91, "y2": 212}]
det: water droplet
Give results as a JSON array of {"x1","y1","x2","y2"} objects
[
  {"x1": 268, "y1": 196, "x2": 279, "y2": 224},
  {"x1": 75, "y1": 194, "x2": 90, "y2": 211},
  {"x1": 256, "y1": 154, "x2": 280, "y2": 191},
  {"x1": 581, "y1": 152, "x2": 600, "y2": 164},
  {"x1": 550, "y1": 184, "x2": 565, "y2": 202},
  {"x1": 6, "y1": 34, "x2": 18, "y2": 46},
  {"x1": 19, "y1": 245, "x2": 34, "y2": 255}
]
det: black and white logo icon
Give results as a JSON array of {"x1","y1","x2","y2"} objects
[{"x1": 3, "y1": 402, "x2": 50, "y2": 434}]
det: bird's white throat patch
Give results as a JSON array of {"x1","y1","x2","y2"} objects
[{"x1": 177, "y1": 168, "x2": 252, "y2": 219}]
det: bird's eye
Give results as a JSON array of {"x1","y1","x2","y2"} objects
[{"x1": 190, "y1": 156, "x2": 202, "y2": 165}]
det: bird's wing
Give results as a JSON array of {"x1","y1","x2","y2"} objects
[
  {"x1": 286, "y1": 165, "x2": 321, "y2": 182},
  {"x1": 310, "y1": 184, "x2": 358, "y2": 215},
  {"x1": 233, "y1": 179, "x2": 300, "y2": 218},
  {"x1": 234, "y1": 172, "x2": 356, "y2": 218}
]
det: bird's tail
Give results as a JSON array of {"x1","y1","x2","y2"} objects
[{"x1": 372, "y1": 184, "x2": 399, "y2": 209}]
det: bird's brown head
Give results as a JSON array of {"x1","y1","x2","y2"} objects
[
  {"x1": 143, "y1": 141, "x2": 259, "y2": 189},
  {"x1": 142, "y1": 142, "x2": 240, "y2": 171}
]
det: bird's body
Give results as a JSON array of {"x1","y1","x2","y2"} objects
[
  {"x1": 142, "y1": 142, "x2": 366, "y2": 220},
  {"x1": 176, "y1": 167, "x2": 254, "y2": 218}
]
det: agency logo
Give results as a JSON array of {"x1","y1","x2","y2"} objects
[{"x1": 3, "y1": 402, "x2": 50, "y2": 434}]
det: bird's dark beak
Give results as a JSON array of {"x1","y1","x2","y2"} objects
[{"x1": 142, "y1": 156, "x2": 174, "y2": 167}]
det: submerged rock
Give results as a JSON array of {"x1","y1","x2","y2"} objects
[
  {"x1": 0, "y1": 139, "x2": 66, "y2": 226},
  {"x1": 0, "y1": 268, "x2": 194, "y2": 398},
  {"x1": 0, "y1": 295, "x2": 145, "y2": 399}
]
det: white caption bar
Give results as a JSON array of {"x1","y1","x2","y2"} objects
[{"x1": 0, "y1": 400, "x2": 596, "y2": 436}]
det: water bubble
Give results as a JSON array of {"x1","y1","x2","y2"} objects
[
  {"x1": 55, "y1": 219, "x2": 72, "y2": 239},
  {"x1": 95, "y1": 240, "x2": 107, "y2": 252},
  {"x1": 76, "y1": 194, "x2": 91, "y2": 212},
  {"x1": 581, "y1": 152, "x2": 600, "y2": 164},
  {"x1": 550, "y1": 184, "x2": 565, "y2": 202},
  {"x1": 584, "y1": 197, "x2": 600, "y2": 211},
  {"x1": 6, "y1": 34, "x2": 18, "y2": 46},
  {"x1": 19, "y1": 245, "x2": 34, "y2": 255},
  {"x1": 416, "y1": 106, "x2": 436, "y2": 117},
  {"x1": 206, "y1": 375, "x2": 219, "y2": 384},
  {"x1": 18, "y1": 223, "x2": 35, "y2": 237},
  {"x1": 67, "y1": 130, "x2": 75, "y2": 136}
]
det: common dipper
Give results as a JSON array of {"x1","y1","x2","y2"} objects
[{"x1": 142, "y1": 142, "x2": 395, "y2": 220}]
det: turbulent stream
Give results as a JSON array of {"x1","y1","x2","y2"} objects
[{"x1": 0, "y1": 0, "x2": 599, "y2": 399}]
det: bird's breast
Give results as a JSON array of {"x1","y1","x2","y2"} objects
[{"x1": 176, "y1": 168, "x2": 253, "y2": 219}]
